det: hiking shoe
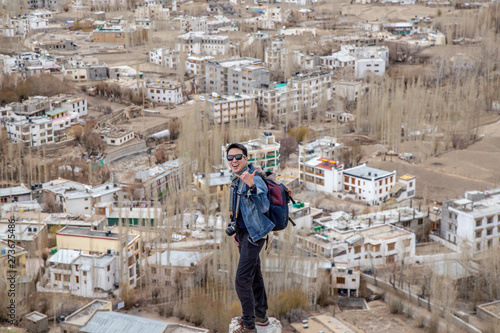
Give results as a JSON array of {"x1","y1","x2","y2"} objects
[
  {"x1": 234, "y1": 322, "x2": 256, "y2": 333},
  {"x1": 255, "y1": 315, "x2": 269, "y2": 326}
]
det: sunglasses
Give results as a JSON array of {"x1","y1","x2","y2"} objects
[{"x1": 226, "y1": 154, "x2": 246, "y2": 161}]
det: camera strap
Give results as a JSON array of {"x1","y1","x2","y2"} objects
[{"x1": 229, "y1": 181, "x2": 244, "y2": 223}]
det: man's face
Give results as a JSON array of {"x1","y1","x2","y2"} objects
[{"x1": 227, "y1": 148, "x2": 247, "y2": 174}]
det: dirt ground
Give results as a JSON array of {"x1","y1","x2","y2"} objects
[
  {"x1": 364, "y1": 121, "x2": 500, "y2": 203},
  {"x1": 336, "y1": 300, "x2": 428, "y2": 333},
  {"x1": 340, "y1": 3, "x2": 446, "y2": 22}
]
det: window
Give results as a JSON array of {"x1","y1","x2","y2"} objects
[
  {"x1": 476, "y1": 243, "x2": 481, "y2": 251},
  {"x1": 476, "y1": 219, "x2": 482, "y2": 227},
  {"x1": 55, "y1": 273, "x2": 61, "y2": 281},
  {"x1": 151, "y1": 267, "x2": 157, "y2": 274},
  {"x1": 374, "y1": 244, "x2": 380, "y2": 252},
  {"x1": 354, "y1": 245, "x2": 361, "y2": 254},
  {"x1": 387, "y1": 242, "x2": 396, "y2": 251},
  {"x1": 83, "y1": 272, "x2": 87, "y2": 276},
  {"x1": 76, "y1": 276, "x2": 79, "y2": 284},
  {"x1": 107, "y1": 265, "x2": 110, "y2": 272},
  {"x1": 487, "y1": 228, "x2": 493, "y2": 236},
  {"x1": 64, "y1": 275, "x2": 70, "y2": 282},
  {"x1": 487, "y1": 216, "x2": 493, "y2": 224}
]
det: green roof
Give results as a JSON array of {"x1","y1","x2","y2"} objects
[
  {"x1": 272, "y1": 83, "x2": 287, "y2": 88},
  {"x1": 46, "y1": 108, "x2": 67, "y2": 116}
]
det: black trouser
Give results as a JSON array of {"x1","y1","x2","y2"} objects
[{"x1": 235, "y1": 230, "x2": 268, "y2": 329}]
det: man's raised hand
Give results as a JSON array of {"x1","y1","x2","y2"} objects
[{"x1": 235, "y1": 170, "x2": 257, "y2": 187}]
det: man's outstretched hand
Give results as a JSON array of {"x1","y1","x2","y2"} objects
[{"x1": 235, "y1": 170, "x2": 256, "y2": 188}]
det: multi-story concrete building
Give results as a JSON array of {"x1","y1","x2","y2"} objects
[
  {"x1": 441, "y1": 188, "x2": 500, "y2": 253},
  {"x1": 206, "y1": 57, "x2": 269, "y2": 95},
  {"x1": 256, "y1": 83, "x2": 300, "y2": 121},
  {"x1": 186, "y1": 56, "x2": 214, "y2": 75},
  {"x1": 50, "y1": 95, "x2": 88, "y2": 117},
  {"x1": 180, "y1": 17, "x2": 207, "y2": 33},
  {"x1": 5, "y1": 117, "x2": 54, "y2": 146},
  {"x1": 296, "y1": 222, "x2": 415, "y2": 268},
  {"x1": 410, "y1": 16, "x2": 433, "y2": 34},
  {"x1": 257, "y1": 71, "x2": 332, "y2": 122},
  {"x1": 146, "y1": 81, "x2": 185, "y2": 105},
  {"x1": 122, "y1": 159, "x2": 181, "y2": 201},
  {"x1": 343, "y1": 164, "x2": 396, "y2": 205},
  {"x1": 88, "y1": 65, "x2": 109, "y2": 81},
  {"x1": 54, "y1": 226, "x2": 141, "y2": 287},
  {"x1": 44, "y1": 249, "x2": 118, "y2": 298},
  {"x1": 148, "y1": 250, "x2": 213, "y2": 288},
  {"x1": 264, "y1": 48, "x2": 316, "y2": 72},
  {"x1": 9, "y1": 96, "x2": 50, "y2": 117},
  {"x1": 303, "y1": 157, "x2": 344, "y2": 193},
  {"x1": 176, "y1": 32, "x2": 229, "y2": 56},
  {"x1": 63, "y1": 65, "x2": 89, "y2": 82},
  {"x1": 149, "y1": 48, "x2": 180, "y2": 68},
  {"x1": 206, "y1": 93, "x2": 257, "y2": 124},
  {"x1": 332, "y1": 81, "x2": 367, "y2": 102},
  {"x1": 42, "y1": 179, "x2": 122, "y2": 215},
  {"x1": 222, "y1": 132, "x2": 280, "y2": 172},
  {"x1": 135, "y1": 4, "x2": 170, "y2": 21},
  {"x1": 320, "y1": 44, "x2": 389, "y2": 79}
]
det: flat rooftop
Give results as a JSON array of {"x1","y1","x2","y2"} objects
[
  {"x1": 65, "y1": 300, "x2": 112, "y2": 327},
  {"x1": 343, "y1": 164, "x2": 394, "y2": 180},
  {"x1": 57, "y1": 226, "x2": 120, "y2": 239}
]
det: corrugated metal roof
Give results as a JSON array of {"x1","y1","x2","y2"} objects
[{"x1": 80, "y1": 311, "x2": 168, "y2": 333}]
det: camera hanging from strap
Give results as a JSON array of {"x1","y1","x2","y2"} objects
[{"x1": 229, "y1": 180, "x2": 244, "y2": 223}]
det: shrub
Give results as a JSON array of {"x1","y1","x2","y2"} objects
[
  {"x1": 269, "y1": 288, "x2": 308, "y2": 318},
  {"x1": 389, "y1": 299, "x2": 403, "y2": 314}
]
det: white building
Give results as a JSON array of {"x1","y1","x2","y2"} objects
[
  {"x1": 147, "y1": 250, "x2": 213, "y2": 288},
  {"x1": 256, "y1": 71, "x2": 333, "y2": 122},
  {"x1": 135, "y1": 18, "x2": 155, "y2": 30},
  {"x1": 51, "y1": 96, "x2": 88, "y2": 117},
  {"x1": 0, "y1": 184, "x2": 32, "y2": 203},
  {"x1": 296, "y1": 222, "x2": 415, "y2": 268},
  {"x1": 135, "y1": 4, "x2": 170, "y2": 21},
  {"x1": 298, "y1": 137, "x2": 343, "y2": 182},
  {"x1": 176, "y1": 32, "x2": 229, "y2": 56},
  {"x1": 45, "y1": 249, "x2": 118, "y2": 298},
  {"x1": 42, "y1": 179, "x2": 122, "y2": 215},
  {"x1": 146, "y1": 81, "x2": 185, "y2": 105},
  {"x1": 303, "y1": 158, "x2": 344, "y2": 193},
  {"x1": 185, "y1": 56, "x2": 214, "y2": 75},
  {"x1": 180, "y1": 17, "x2": 207, "y2": 33},
  {"x1": 206, "y1": 58, "x2": 270, "y2": 96},
  {"x1": 149, "y1": 48, "x2": 180, "y2": 69},
  {"x1": 222, "y1": 132, "x2": 280, "y2": 172},
  {"x1": 5, "y1": 117, "x2": 54, "y2": 146},
  {"x1": 343, "y1": 164, "x2": 396, "y2": 206},
  {"x1": 289, "y1": 201, "x2": 323, "y2": 230},
  {"x1": 206, "y1": 93, "x2": 257, "y2": 124},
  {"x1": 441, "y1": 188, "x2": 500, "y2": 253},
  {"x1": 321, "y1": 44, "x2": 389, "y2": 79},
  {"x1": 100, "y1": 127, "x2": 135, "y2": 146},
  {"x1": 332, "y1": 81, "x2": 367, "y2": 102}
]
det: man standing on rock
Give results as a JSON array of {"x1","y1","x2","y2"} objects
[{"x1": 226, "y1": 143, "x2": 274, "y2": 333}]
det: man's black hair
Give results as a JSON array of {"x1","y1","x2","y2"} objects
[{"x1": 226, "y1": 143, "x2": 248, "y2": 157}]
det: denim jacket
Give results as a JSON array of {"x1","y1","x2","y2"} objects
[{"x1": 232, "y1": 164, "x2": 275, "y2": 241}]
